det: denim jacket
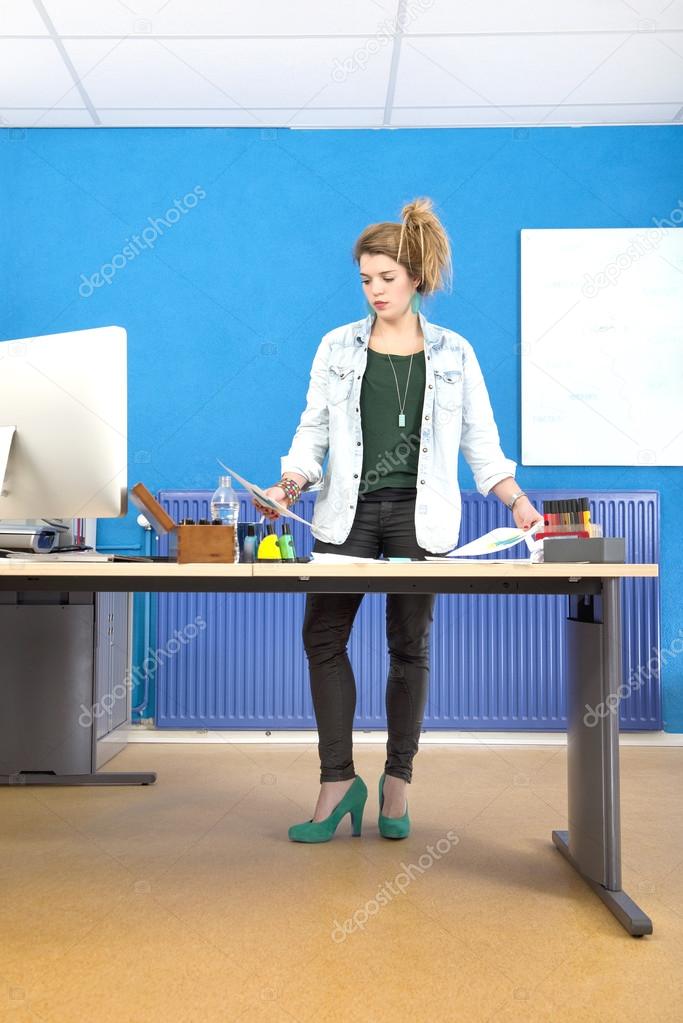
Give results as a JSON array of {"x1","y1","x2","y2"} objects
[{"x1": 280, "y1": 309, "x2": 516, "y2": 554}]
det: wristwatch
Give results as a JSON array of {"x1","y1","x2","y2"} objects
[{"x1": 506, "y1": 490, "x2": 527, "y2": 511}]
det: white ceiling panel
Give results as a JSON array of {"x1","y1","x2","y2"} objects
[
  {"x1": 0, "y1": 0, "x2": 50, "y2": 34},
  {"x1": 62, "y1": 37, "x2": 392, "y2": 110},
  {"x1": 282, "y1": 107, "x2": 386, "y2": 127},
  {"x1": 390, "y1": 104, "x2": 683, "y2": 127},
  {"x1": 0, "y1": 107, "x2": 94, "y2": 127},
  {"x1": 402, "y1": 0, "x2": 683, "y2": 34},
  {"x1": 567, "y1": 34, "x2": 683, "y2": 104},
  {"x1": 389, "y1": 106, "x2": 525, "y2": 127},
  {"x1": 95, "y1": 107, "x2": 385, "y2": 128},
  {"x1": 541, "y1": 103, "x2": 683, "y2": 124},
  {"x1": 1, "y1": 1, "x2": 681, "y2": 128},
  {"x1": 62, "y1": 38, "x2": 248, "y2": 109},
  {"x1": 43, "y1": 0, "x2": 396, "y2": 37},
  {"x1": 166, "y1": 38, "x2": 393, "y2": 107},
  {"x1": 394, "y1": 34, "x2": 680, "y2": 109},
  {"x1": 0, "y1": 39, "x2": 82, "y2": 108}
]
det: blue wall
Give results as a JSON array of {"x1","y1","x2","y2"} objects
[{"x1": 1, "y1": 125, "x2": 681, "y2": 730}]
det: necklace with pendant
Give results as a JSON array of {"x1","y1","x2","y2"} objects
[
  {"x1": 371, "y1": 329, "x2": 422, "y2": 427},
  {"x1": 386, "y1": 351, "x2": 414, "y2": 427}
]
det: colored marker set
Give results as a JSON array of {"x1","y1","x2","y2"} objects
[
  {"x1": 243, "y1": 522, "x2": 309, "y2": 563},
  {"x1": 535, "y1": 496, "x2": 625, "y2": 563},
  {"x1": 535, "y1": 497, "x2": 603, "y2": 541}
]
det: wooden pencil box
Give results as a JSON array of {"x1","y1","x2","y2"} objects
[{"x1": 129, "y1": 482, "x2": 235, "y2": 563}]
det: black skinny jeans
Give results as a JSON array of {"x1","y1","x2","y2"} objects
[{"x1": 302, "y1": 495, "x2": 437, "y2": 785}]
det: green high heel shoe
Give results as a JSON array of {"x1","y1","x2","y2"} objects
[
  {"x1": 288, "y1": 776, "x2": 368, "y2": 843},
  {"x1": 378, "y1": 772, "x2": 410, "y2": 839}
]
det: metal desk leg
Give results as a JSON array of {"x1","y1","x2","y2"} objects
[{"x1": 552, "y1": 578, "x2": 653, "y2": 937}]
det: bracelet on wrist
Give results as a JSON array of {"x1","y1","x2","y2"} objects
[
  {"x1": 278, "y1": 477, "x2": 302, "y2": 504},
  {"x1": 507, "y1": 490, "x2": 527, "y2": 511}
]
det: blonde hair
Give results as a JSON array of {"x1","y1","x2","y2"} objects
[{"x1": 352, "y1": 196, "x2": 453, "y2": 297}]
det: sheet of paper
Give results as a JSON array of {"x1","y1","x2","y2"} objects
[
  {"x1": 424, "y1": 557, "x2": 539, "y2": 564},
  {"x1": 426, "y1": 520, "x2": 544, "y2": 560},
  {"x1": 308, "y1": 554, "x2": 539, "y2": 565},
  {"x1": 309, "y1": 554, "x2": 454, "y2": 564},
  {"x1": 308, "y1": 553, "x2": 379, "y2": 563},
  {"x1": 218, "y1": 461, "x2": 312, "y2": 527}
]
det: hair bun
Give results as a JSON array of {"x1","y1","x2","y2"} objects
[{"x1": 401, "y1": 197, "x2": 433, "y2": 224}]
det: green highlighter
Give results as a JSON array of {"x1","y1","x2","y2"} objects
[{"x1": 277, "y1": 524, "x2": 297, "y2": 562}]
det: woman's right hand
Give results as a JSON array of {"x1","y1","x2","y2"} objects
[{"x1": 252, "y1": 486, "x2": 291, "y2": 521}]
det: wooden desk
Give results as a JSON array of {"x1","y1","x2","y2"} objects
[
  {"x1": 0, "y1": 559, "x2": 659, "y2": 936},
  {"x1": 0, "y1": 558, "x2": 657, "y2": 590}
]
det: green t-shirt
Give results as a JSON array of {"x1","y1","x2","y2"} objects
[{"x1": 359, "y1": 348, "x2": 426, "y2": 497}]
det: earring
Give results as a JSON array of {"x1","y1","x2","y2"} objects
[{"x1": 410, "y1": 291, "x2": 421, "y2": 314}]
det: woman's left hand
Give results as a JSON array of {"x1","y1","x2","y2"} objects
[{"x1": 512, "y1": 497, "x2": 543, "y2": 531}]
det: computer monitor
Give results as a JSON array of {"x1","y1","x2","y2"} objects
[{"x1": 0, "y1": 325, "x2": 127, "y2": 519}]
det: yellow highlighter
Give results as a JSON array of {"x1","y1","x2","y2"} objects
[{"x1": 257, "y1": 525, "x2": 282, "y2": 560}]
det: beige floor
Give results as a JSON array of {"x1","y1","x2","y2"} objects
[{"x1": 1, "y1": 743, "x2": 682, "y2": 1023}]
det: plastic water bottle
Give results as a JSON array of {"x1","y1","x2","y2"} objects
[{"x1": 210, "y1": 475, "x2": 240, "y2": 563}]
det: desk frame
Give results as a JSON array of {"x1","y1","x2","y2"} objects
[{"x1": 0, "y1": 561, "x2": 656, "y2": 937}]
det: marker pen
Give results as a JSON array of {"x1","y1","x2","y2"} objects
[
  {"x1": 257, "y1": 525, "x2": 282, "y2": 560},
  {"x1": 241, "y1": 524, "x2": 259, "y2": 563},
  {"x1": 550, "y1": 500, "x2": 559, "y2": 530},
  {"x1": 543, "y1": 500, "x2": 550, "y2": 529},
  {"x1": 277, "y1": 524, "x2": 297, "y2": 562},
  {"x1": 582, "y1": 497, "x2": 591, "y2": 527}
]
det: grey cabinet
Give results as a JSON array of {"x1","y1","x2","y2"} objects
[{"x1": 0, "y1": 590, "x2": 133, "y2": 778}]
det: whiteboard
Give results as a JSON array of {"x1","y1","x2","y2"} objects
[{"x1": 521, "y1": 227, "x2": 683, "y2": 466}]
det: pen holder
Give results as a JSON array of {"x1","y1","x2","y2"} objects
[
  {"x1": 170, "y1": 524, "x2": 236, "y2": 564},
  {"x1": 129, "y1": 482, "x2": 237, "y2": 564}
]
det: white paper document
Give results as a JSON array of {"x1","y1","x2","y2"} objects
[
  {"x1": 218, "y1": 461, "x2": 312, "y2": 527},
  {"x1": 308, "y1": 553, "x2": 379, "y2": 563},
  {"x1": 308, "y1": 554, "x2": 537, "y2": 565},
  {"x1": 426, "y1": 521, "x2": 544, "y2": 562}
]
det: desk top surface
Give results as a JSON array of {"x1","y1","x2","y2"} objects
[{"x1": 0, "y1": 561, "x2": 659, "y2": 581}]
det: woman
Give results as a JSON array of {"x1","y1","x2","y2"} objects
[{"x1": 253, "y1": 197, "x2": 542, "y2": 843}]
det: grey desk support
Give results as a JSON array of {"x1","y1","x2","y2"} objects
[{"x1": 0, "y1": 561, "x2": 658, "y2": 937}]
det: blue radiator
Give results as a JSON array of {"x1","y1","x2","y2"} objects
[{"x1": 154, "y1": 490, "x2": 660, "y2": 731}]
